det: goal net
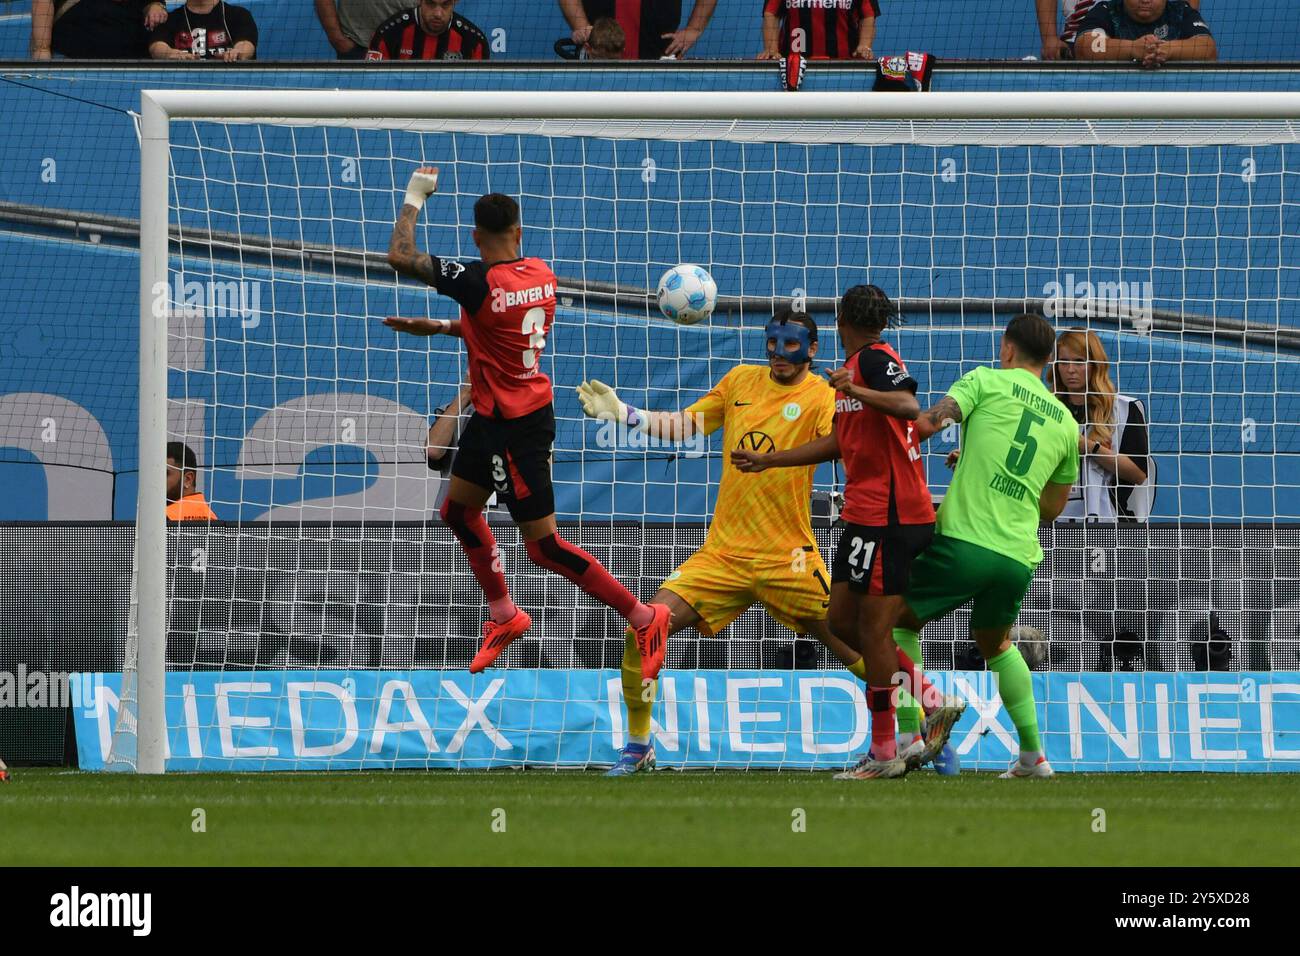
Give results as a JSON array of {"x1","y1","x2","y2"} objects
[{"x1": 108, "y1": 91, "x2": 1300, "y2": 773}]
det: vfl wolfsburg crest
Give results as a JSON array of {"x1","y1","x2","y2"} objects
[{"x1": 783, "y1": 402, "x2": 802, "y2": 421}]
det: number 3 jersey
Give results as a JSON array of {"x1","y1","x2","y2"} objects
[
  {"x1": 835, "y1": 341, "x2": 935, "y2": 527},
  {"x1": 940, "y1": 365, "x2": 1080, "y2": 568},
  {"x1": 685, "y1": 365, "x2": 836, "y2": 559},
  {"x1": 430, "y1": 256, "x2": 556, "y2": 420}
]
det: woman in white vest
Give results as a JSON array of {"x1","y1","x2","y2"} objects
[{"x1": 1050, "y1": 329, "x2": 1152, "y2": 522}]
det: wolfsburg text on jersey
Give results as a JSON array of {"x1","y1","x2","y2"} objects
[{"x1": 1010, "y1": 381, "x2": 1067, "y2": 423}]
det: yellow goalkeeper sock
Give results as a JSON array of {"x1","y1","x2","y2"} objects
[{"x1": 621, "y1": 629, "x2": 656, "y2": 742}]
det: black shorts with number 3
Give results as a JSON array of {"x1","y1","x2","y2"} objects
[
  {"x1": 832, "y1": 522, "x2": 935, "y2": 595},
  {"x1": 451, "y1": 403, "x2": 556, "y2": 522}
]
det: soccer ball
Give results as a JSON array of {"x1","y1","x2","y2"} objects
[{"x1": 656, "y1": 264, "x2": 717, "y2": 325}]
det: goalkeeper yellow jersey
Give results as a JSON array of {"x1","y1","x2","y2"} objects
[{"x1": 685, "y1": 364, "x2": 836, "y2": 559}]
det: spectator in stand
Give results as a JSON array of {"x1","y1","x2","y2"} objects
[
  {"x1": 585, "y1": 16, "x2": 625, "y2": 59},
  {"x1": 166, "y1": 442, "x2": 217, "y2": 520},
  {"x1": 560, "y1": 0, "x2": 717, "y2": 60},
  {"x1": 1050, "y1": 329, "x2": 1151, "y2": 523},
  {"x1": 758, "y1": 0, "x2": 878, "y2": 61},
  {"x1": 1073, "y1": 0, "x2": 1214, "y2": 66},
  {"x1": 315, "y1": 0, "x2": 408, "y2": 60},
  {"x1": 1034, "y1": 0, "x2": 1199, "y2": 61},
  {"x1": 1036, "y1": 0, "x2": 1097, "y2": 60},
  {"x1": 30, "y1": 0, "x2": 169, "y2": 59},
  {"x1": 149, "y1": 0, "x2": 257, "y2": 60},
  {"x1": 368, "y1": 0, "x2": 489, "y2": 60}
]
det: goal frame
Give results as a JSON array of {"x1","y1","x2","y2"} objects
[{"x1": 134, "y1": 89, "x2": 1300, "y2": 773}]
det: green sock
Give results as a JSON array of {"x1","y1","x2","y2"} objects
[
  {"x1": 892, "y1": 627, "x2": 924, "y2": 736},
  {"x1": 987, "y1": 645, "x2": 1042, "y2": 753}
]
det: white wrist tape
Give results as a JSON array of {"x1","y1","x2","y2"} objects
[{"x1": 404, "y1": 170, "x2": 439, "y2": 210}]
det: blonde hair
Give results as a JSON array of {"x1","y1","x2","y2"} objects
[{"x1": 1051, "y1": 329, "x2": 1116, "y2": 446}]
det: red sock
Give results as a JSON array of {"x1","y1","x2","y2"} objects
[
  {"x1": 440, "y1": 499, "x2": 515, "y2": 622},
  {"x1": 524, "y1": 534, "x2": 651, "y2": 626},
  {"x1": 896, "y1": 647, "x2": 942, "y2": 713},
  {"x1": 868, "y1": 686, "x2": 897, "y2": 760}
]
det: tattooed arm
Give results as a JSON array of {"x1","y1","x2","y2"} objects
[
  {"x1": 387, "y1": 167, "x2": 441, "y2": 285},
  {"x1": 914, "y1": 395, "x2": 963, "y2": 441},
  {"x1": 386, "y1": 205, "x2": 440, "y2": 286}
]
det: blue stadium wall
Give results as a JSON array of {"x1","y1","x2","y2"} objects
[{"x1": 1, "y1": 64, "x2": 1298, "y2": 522}]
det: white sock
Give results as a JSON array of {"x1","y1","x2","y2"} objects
[
  {"x1": 1019, "y1": 750, "x2": 1043, "y2": 766},
  {"x1": 629, "y1": 733, "x2": 650, "y2": 747}
]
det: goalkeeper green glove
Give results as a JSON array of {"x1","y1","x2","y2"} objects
[{"x1": 576, "y1": 379, "x2": 650, "y2": 434}]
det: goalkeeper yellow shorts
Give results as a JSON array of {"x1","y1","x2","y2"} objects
[{"x1": 659, "y1": 544, "x2": 831, "y2": 636}]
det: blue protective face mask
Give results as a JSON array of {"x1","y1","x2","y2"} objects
[{"x1": 766, "y1": 320, "x2": 813, "y2": 366}]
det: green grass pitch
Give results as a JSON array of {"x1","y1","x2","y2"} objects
[{"x1": 4, "y1": 768, "x2": 1297, "y2": 866}]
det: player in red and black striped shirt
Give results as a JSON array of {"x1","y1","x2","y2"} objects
[
  {"x1": 758, "y1": 0, "x2": 879, "y2": 60},
  {"x1": 367, "y1": 0, "x2": 488, "y2": 60},
  {"x1": 734, "y1": 286, "x2": 958, "y2": 779},
  {"x1": 383, "y1": 167, "x2": 670, "y2": 679}
]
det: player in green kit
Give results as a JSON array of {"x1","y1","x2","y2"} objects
[{"x1": 907, "y1": 314, "x2": 1079, "y2": 778}]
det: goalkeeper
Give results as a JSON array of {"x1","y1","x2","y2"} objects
[
  {"x1": 577, "y1": 310, "x2": 864, "y2": 776},
  {"x1": 904, "y1": 313, "x2": 1079, "y2": 779}
]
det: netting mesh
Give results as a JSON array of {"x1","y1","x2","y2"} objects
[{"x1": 95, "y1": 106, "x2": 1300, "y2": 769}]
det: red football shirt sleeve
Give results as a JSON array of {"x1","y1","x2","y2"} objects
[{"x1": 763, "y1": 0, "x2": 784, "y2": 18}]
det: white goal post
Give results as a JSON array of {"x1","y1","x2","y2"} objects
[{"x1": 130, "y1": 90, "x2": 1300, "y2": 774}]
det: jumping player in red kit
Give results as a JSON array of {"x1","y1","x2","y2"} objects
[
  {"x1": 733, "y1": 285, "x2": 964, "y2": 779},
  {"x1": 384, "y1": 167, "x2": 671, "y2": 676}
]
